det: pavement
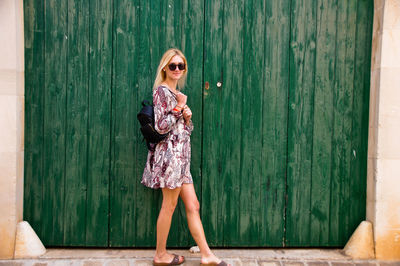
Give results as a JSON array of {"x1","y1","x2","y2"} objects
[{"x1": 0, "y1": 248, "x2": 399, "y2": 266}]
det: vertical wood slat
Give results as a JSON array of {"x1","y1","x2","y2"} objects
[
  {"x1": 23, "y1": 0, "x2": 45, "y2": 240},
  {"x1": 329, "y1": 0, "x2": 349, "y2": 245},
  {"x1": 134, "y1": 0, "x2": 161, "y2": 247},
  {"x1": 63, "y1": 0, "x2": 90, "y2": 245},
  {"x1": 220, "y1": 0, "x2": 244, "y2": 247},
  {"x1": 261, "y1": 0, "x2": 290, "y2": 246},
  {"x1": 286, "y1": 0, "x2": 317, "y2": 246},
  {"x1": 110, "y1": 0, "x2": 140, "y2": 247},
  {"x1": 85, "y1": 0, "x2": 113, "y2": 246},
  {"x1": 239, "y1": 0, "x2": 264, "y2": 246},
  {"x1": 309, "y1": 0, "x2": 337, "y2": 246},
  {"x1": 42, "y1": 0, "x2": 68, "y2": 245},
  {"x1": 202, "y1": 0, "x2": 224, "y2": 246},
  {"x1": 339, "y1": 0, "x2": 357, "y2": 245},
  {"x1": 349, "y1": 0, "x2": 373, "y2": 238},
  {"x1": 133, "y1": 0, "x2": 150, "y2": 247}
]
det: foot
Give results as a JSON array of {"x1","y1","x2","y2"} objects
[
  {"x1": 201, "y1": 253, "x2": 230, "y2": 265},
  {"x1": 154, "y1": 252, "x2": 184, "y2": 265}
]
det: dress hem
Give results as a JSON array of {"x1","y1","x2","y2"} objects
[{"x1": 141, "y1": 180, "x2": 193, "y2": 190}]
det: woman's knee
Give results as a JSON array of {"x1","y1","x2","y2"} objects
[
  {"x1": 185, "y1": 199, "x2": 200, "y2": 214},
  {"x1": 161, "y1": 199, "x2": 178, "y2": 214}
]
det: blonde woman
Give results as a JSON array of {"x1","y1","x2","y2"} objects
[{"x1": 142, "y1": 48, "x2": 228, "y2": 266}]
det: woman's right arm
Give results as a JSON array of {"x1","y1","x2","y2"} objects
[{"x1": 154, "y1": 87, "x2": 182, "y2": 134}]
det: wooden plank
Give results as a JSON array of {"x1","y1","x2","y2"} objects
[
  {"x1": 85, "y1": 0, "x2": 113, "y2": 246},
  {"x1": 261, "y1": 0, "x2": 290, "y2": 247},
  {"x1": 339, "y1": 0, "x2": 357, "y2": 244},
  {"x1": 134, "y1": 0, "x2": 159, "y2": 248},
  {"x1": 329, "y1": 0, "x2": 348, "y2": 246},
  {"x1": 42, "y1": 0, "x2": 68, "y2": 245},
  {"x1": 239, "y1": 0, "x2": 264, "y2": 246},
  {"x1": 220, "y1": 0, "x2": 244, "y2": 247},
  {"x1": 309, "y1": 0, "x2": 337, "y2": 246},
  {"x1": 23, "y1": 0, "x2": 45, "y2": 240},
  {"x1": 109, "y1": 0, "x2": 140, "y2": 247},
  {"x1": 286, "y1": 0, "x2": 317, "y2": 246},
  {"x1": 349, "y1": 0, "x2": 373, "y2": 239},
  {"x1": 202, "y1": 0, "x2": 224, "y2": 246},
  {"x1": 63, "y1": 0, "x2": 89, "y2": 245}
]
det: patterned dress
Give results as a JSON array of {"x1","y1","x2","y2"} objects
[{"x1": 141, "y1": 85, "x2": 194, "y2": 189}]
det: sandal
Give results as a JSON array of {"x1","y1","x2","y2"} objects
[
  {"x1": 200, "y1": 260, "x2": 228, "y2": 266},
  {"x1": 153, "y1": 254, "x2": 185, "y2": 266}
]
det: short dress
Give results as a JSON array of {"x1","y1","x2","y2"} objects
[{"x1": 141, "y1": 85, "x2": 194, "y2": 189}]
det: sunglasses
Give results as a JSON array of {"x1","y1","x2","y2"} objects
[{"x1": 168, "y1": 63, "x2": 186, "y2": 71}]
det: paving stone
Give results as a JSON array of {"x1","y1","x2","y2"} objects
[
  {"x1": 378, "y1": 263, "x2": 400, "y2": 266},
  {"x1": 33, "y1": 263, "x2": 49, "y2": 266},
  {"x1": 52, "y1": 261, "x2": 79, "y2": 266},
  {"x1": 354, "y1": 262, "x2": 378, "y2": 266},
  {"x1": 259, "y1": 261, "x2": 280, "y2": 266},
  {"x1": 282, "y1": 262, "x2": 304, "y2": 266},
  {"x1": 132, "y1": 259, "x2": 152, "y2": 266},
  {"x1": 240, "y1": 259, "x2": 258, "y2": 266},
  {"x1": 0, "y1": 262, "x2": 23, "y2": 266},
  {"x1": 331, "y1": 262, "x2": 355, "y2": 266},
  {"x1": 307, "y1": 262, "x2": 329, "y2": 266},
  {"x1": 82, "y1": 260, "x2": 104, "y2": 266},
  {"x1": 105, "y1": 260, "x2": 129, "y2": 266},
  {"x1": 223, "y1": 259, "x2": 241, "y2": 266}
]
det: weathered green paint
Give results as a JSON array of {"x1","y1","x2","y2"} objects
[
  {"x1": 24, "y1": 0, "x2": 373, "y2": 247},
  {"x1": 85, "y1": 0, "x2": 113, "y2": 246}
]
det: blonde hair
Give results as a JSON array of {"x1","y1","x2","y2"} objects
[{"x1": 153, "y1": 48, "x2": 188, "y2": 91}]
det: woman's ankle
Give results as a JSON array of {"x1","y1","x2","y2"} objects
[
  {"x1": 155, "y1": 249, "x2": 167, "y2": 257},
  {"x1": 200, "y1": 250, "x2": 214, "y2": 258}
]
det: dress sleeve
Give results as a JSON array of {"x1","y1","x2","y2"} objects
[
  {"x1": 153, "y1": 86, "x2": 182, "y2": 135},
  {"x1": 184, "y1": 120, "x2": 194, "y2": 134}
]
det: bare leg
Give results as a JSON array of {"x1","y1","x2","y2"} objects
[
  {"x1": 154, "y1": 186, "x2": 185, "y2": 264},
  {"x1": 180, "y1": 183, "x2": 229, "y2": 265}
]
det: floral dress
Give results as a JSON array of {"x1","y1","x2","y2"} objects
[{"x1": 141, "y1": 85, "x2": 194, "y2": 189}]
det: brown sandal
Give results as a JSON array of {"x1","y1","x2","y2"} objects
[{"x1": 153, "y1": 254, "x2": 185, "y2": 266}]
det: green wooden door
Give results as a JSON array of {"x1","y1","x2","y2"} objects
[
  {"x1": 24, "y1": 0, "x2": 373, "y2": 247},
  {"x1": 201, "y1": 0, "x2": 373, "y2": 247}
]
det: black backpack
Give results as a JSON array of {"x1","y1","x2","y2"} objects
[{"x1": 137, "y1": 100, "x2": 168, "y2": 150}]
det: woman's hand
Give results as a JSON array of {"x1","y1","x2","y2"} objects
[
  {"x1": 182, "y1": 105, "x2": 192, "y2": 125},
  {"x1": 176, "y1": 92, "x2": 187, "y2": 108}
]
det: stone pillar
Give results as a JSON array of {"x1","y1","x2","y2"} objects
[
  {"x1": 367, "y1": 0, "x2": 400, "y2": 260},
  {"x1": 0, "y1": 0, "x2": 24, "y2": 259}
]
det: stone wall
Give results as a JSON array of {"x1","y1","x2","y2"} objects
[
  {"x1": 0, "y1": 0, "x2": 24, "y2": 259},
  {"x1": 367, "y1": 0, "x2": 400, "y2": 260}
]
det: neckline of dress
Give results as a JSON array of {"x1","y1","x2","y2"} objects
[{"x1": 160, "y1": 84, "x2": 178, "y2": 99}]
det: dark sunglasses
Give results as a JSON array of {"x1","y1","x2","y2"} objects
[{"x1": 168, "y1": 63, "x2": 186, "y2": 71}]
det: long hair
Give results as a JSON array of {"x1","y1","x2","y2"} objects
[{"x1": 153, "y1": 48, "x2": 188, "y2": 91}]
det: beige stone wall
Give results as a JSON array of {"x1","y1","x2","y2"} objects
[
  {"x1": 0, "y1": 0, "x2": 24, "y2": 259},
  {"x1": 367, "y1": 0, "x2": 400, "y2": 260}
]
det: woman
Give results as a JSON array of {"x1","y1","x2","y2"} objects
[{"x1": 141, "y1": 48, "x2": 228, "y2": 266}]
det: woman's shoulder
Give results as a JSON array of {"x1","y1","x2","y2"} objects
[
  {"x1": 154, "y1": 84, "x2": 174, "y2": 97},
  {"x1": 154, "y1": 84, "x2": 167, "y2": 93}
]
